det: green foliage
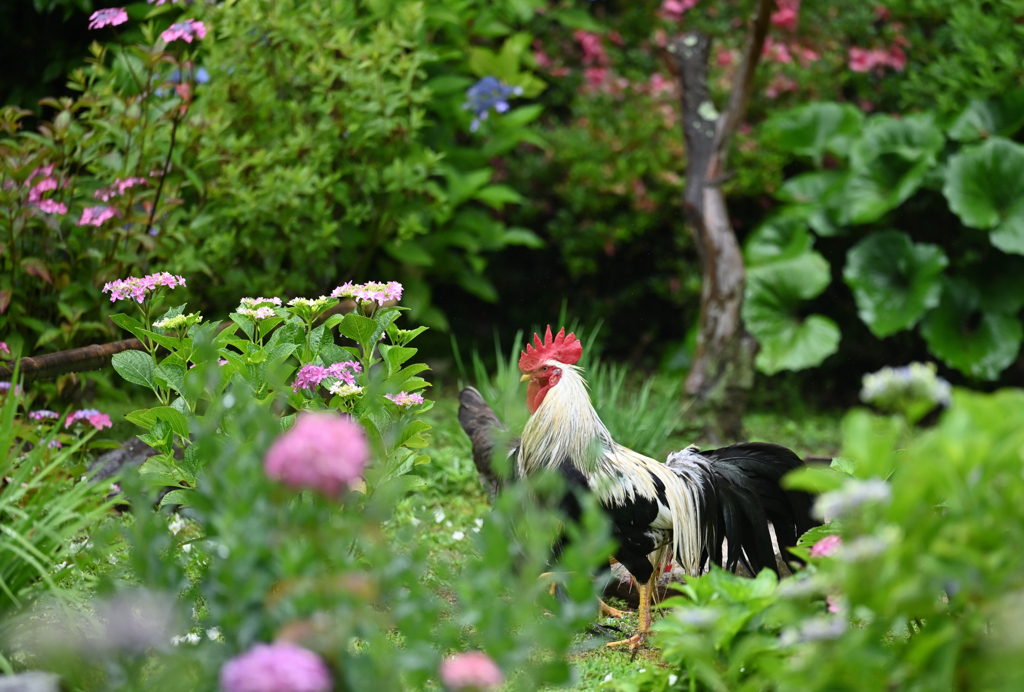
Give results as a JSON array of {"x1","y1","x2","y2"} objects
[
  {"x1": 757, "y1": 97, "x2": 1024, "y2": 380},
  {"x1": 619, "y1": 387, "x2": 1024, "y2": 691},
  {"x1": 0, "y1": 367, "x2": 118, "y2": 656}
]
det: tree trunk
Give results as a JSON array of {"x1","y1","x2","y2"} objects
[{"x1": 669, "y1": 2, "x2": 774, "y2": 441}]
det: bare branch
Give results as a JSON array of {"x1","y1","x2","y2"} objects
[{"x1": 715, "y1": 0, "x2": 776, "y2": 158}]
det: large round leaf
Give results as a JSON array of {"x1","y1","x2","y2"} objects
[
  {"x1": 943, "y1": 137, "x2": 1024, "y2": 255},
  {"x1": 762, "y1": 102, "x2": 864, "y2": 165},
  {"x1": 775, "y1": 171, "x2": 845, "y2": 236},
  {"x1": 744, "y1": 252, "x2": 840, "y2": 374},
  {"x1": 837, "y1": 114, "x2": 945, "y2": 225},
  {"x1": 920, "y1": 278, "x2": 1023, "y2": 380},
  {"x1": 743, "y1": 213, "x2": 814, "y2": 268},
  {"x1": 843, "y1": 231, "x2": 948, "y2": 337},
  {"x1": 948, "y1": 89, "x2": 1024, "y2": 142}
]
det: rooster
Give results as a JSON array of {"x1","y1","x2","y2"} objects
[{"x1": 460, "y1": 326, "x2": 818, "y2": 651}]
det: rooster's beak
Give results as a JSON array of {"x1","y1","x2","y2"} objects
[{"x1": 520, "y1": 373, "x2": 530, "y2": 382}]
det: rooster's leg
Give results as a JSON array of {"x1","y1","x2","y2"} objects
[{"x1": 606, "y1": 576, "x2": 653, "y2": 651}]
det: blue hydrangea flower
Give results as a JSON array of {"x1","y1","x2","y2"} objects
[{"x1": 462, "y1": 76, "x2": 523, "y2": 132}]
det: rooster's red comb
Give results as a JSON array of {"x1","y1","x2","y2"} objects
[{"x1": 518, "y1": 326, "x2": 582, "y2": 372}]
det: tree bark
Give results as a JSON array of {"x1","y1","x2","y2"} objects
[{"x1": 669, "y1": 1, "x2": 774, "y2": 441}]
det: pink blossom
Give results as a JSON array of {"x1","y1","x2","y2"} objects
[
  {"x1": 798, "y1": 47, "x2": 820, "y2": 66},
  {"x1": 0, "y1": 382, "x2": 21, "y2": 395},
  {"x1": 161, "y1": 19, "x2": 207, "y2": 44},
  {"x1": 30, "y1": 410, "x2": 59, "y2": 421},
  {"x1": 148, "y1": 0, "x2": 180, "y2": 4},
  {"x1": 809, "y1": 534, "x2": 842, "y2": 558},
  {"x1": 0, "y1": 342, "x2": 8, "y2": 355},
  {"x1": 533, "y1": 49, "x2": 553, "y2": 69},
  {"x1": 48, "y1": 440, "x2": 63, "y2": 449},
  {"x1": 94, "y1": 177, "x2": 147, "y2": 202},
  {"x1": 762, "y1": 36, "x2": 793, "y2": 64},
  {"x1": 219, "y1": 359, "x2": 229, "y2": 366},
  {"x1": 264, "y1": 413, "x2": 369, "y2": 497},
  {"x1": 648, "y1": 73, "x2": 673, "y2": 96},
  {"x1": 78, "y1": 205, "x2": 120, "y2": 227},
  {"x1": 220, "y1": 642, "x2": 332, "y2": 692},
  {"x1": 291, "y1": 361, "x2": 361, "y2": 393},
  {"x1": 27, "y1": 164, "x2": 54, "y2": 183},
  {"x1": 659, "y1": 0, "x2": 699, "y2": 22},
  {"x1": 88, "y1": 8, "x2": 128, "y2": 30},
  {"x1": 770, "y1": 0, "x2": 800, "y2": 31},
  {"x1": 439, "y1": 652, "x2": 504, "y2": 691},
  {"x1": 608, "y1": 31, "x2": 624, "y2": 47},
  {"x1": 330, "y1": 280, "x2": 403, "y2": 305},
  {"x1": 715, "y1": 46, "x2": 737, "y2": 67},
  {"x1": 766, "y1": 74, "x2": 798, "y2": 99},
  {"x1": 385, "y1": 392, "x2": 425, "y2": 407},
  {"x1": 826, "y1": 595, "x2": 841, "y2": 613},
  {"x1": 102, "y1": 272, "x2": 187, "y2": 303},
  {"x1": 573, "y1": 30, "x2": 608, "y2": 66},
  {"x1": 583, "y1": 67, "x2": 610, "y2": 91},
  {"x1": 28, "y1": 176, "x2": 57, "y2": 203},
  {"x1": 240, "y1": 296, "x2": 283, "y2": 307},
  {"x1": 36, "y1": 199, "x2": 67, "y2": 215},
  {"x1": 65, "y1": 409, "x2": 112, "y2": 430},
  {"x1": 848, "y1": 46, "x2": 905, "y2": 73}
]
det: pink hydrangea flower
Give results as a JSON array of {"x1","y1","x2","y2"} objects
[
  {"x1": 28, "y1": 176, "x2": 57, "y2": 203},
  {"x1": 291, "y1": 362, "x2": 361, "y2": 393},
  {"x1": 573, "y1": 30, "x2": 608, "y2": 67},
  {"x1": 264, "y1": 413, "x2": 369, "y2": 497},
  {"x1": 809, "y1": 534, "x2": 842, "y2": 558},
  {"x1": 0, "y1": 342, "x2": 8, "y2": 354},
  {"x1": 88, "y1": 7, "x2": 128, "y2": 30},
  {"x1": 220, "y1": 642, "x2": 332, "y2": 692},
  {"x1": 770, "y1": 0, "x2": 800, "y2": 31},
  {"x1": 0, "y1": 382, "x2": 21, "y2": 395},
  {"x1": 659, "y1": 0, "x2": 698, "y2": 22},
  {"x1": 385, "y1": 392, "x2": 424, "y2": 407},
  {"x1": 65, "y1": 409, "x2": 113, "y2": 430},
  {"x1": 848, "y1": 46, "x2": 906, "y2": 73},
  {"x1": 762, "y1": 36, "x2": 793, "y2": 64},
  {"x1": 48, "y1": 439, "x2": 63, "y2": 449},
  {"x1": 95, "y1": 177, "x2": 147, "y2": 202},
  {"x1": 240, "y1": 296, "x2": 283, "y2": 307},
  {"x1": 330, "y1": 281, "x2": 403, "y2": 306},
  {"x1": 36, "y1": 199, "x2": 67, "y2": 215},
  {"x1": 78, "y1": 205, "x2": 121, "y2": 227},
  {"x1": 102, "y1": 272, "x2": 186, "y2": 303},
  {"x1": 161, "y1": 19, "x2": 207, "y2": 44},
  {"x1": 29, "y1": 410, "x2": 59, "y2": 421},
  {"x1": 439, "y1": 652, "x2": 504, "y2": 691},
  {"x1": 648, "y1": 73, "x2": 673, "y2": 96}
]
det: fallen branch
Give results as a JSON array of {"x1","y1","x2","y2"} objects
[{"x1": 0, "y1": 299, "x2": 358, "y2": 384}]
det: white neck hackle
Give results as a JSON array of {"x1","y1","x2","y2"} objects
[{"x1": 516, "y1": 360, "x2": 706, "y2": 576}]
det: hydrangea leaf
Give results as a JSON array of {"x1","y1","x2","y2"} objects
[
  {"x1": 943, "y1": 137, "x2": 1024, "y2": 255},
  {"x1": 112, "y1": 350, "x2": 157, "y2": 394},
  {"x1": 920, "y1": 278, "x2": 1023, "y2": 380},
  {"x1": 775, "y1": 171, "x2": 845, "y2": 236},
  {"x1": 843, "y1": 230, "x2": 948, "y2": 337},
  {"x1": 947, "y1": 89, "x2": 1024, "y2": 142},
  {"x1": 762, "y1": 102, "x2": 864, "y2": 165},
  {"x1": 744, "y1": 252, "x2": 840, "y2": 374},
  {"x1": 743, "y1": 214, "x2": 814, "y2": 268},
  {"x1": 838, "y1": 114, "x2": 944, "y2": 225}
]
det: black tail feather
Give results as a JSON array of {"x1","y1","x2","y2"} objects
[{"x1": 700, "y1": 442, "x2": 819, "y2": 576}]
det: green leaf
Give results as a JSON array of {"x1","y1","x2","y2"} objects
[
  {"x1": 743, "y1": 214, "x2": 814, "y2": 268},
  {"x1": 843, "y1": 230, "x2": 948, "y2": 337},
  {"x1": 378, "y1": 344, "x2": 417, "y2": 377},
  {"x1": 948, "y1": 89, "x2": 1024, "y2": 142},
  {"x1": 837, "y1": 114, "x2": 944, "y2": 225},
  {"x1": 762, "y1": 102, "x2": 864, "y2": 164},
  {"x1": 839, "y1": 409, "x2": 903, "y2": 479},
  {"x1": 943, "y1": 137, "x2": 1024, "y2": 255},
  {"x1": 920, "y1": 278, "x2": 1023, "y2": 380},
  {"x1": 474, "y1": 184, "x2": 525, "y2": 210},
  {"x1": 125, "y1": 406, "x2": 191, "y2": 440},
  {"x1": 775, "y1": 171, "x2": 846, "y2": 237},
  {"x1": 111, "y1": 350, "x2": 157, "y2": 393},
  {"x1": 339, "y1": 313, "x2": 378, "y2": 353},
  {"x1": 744, "y1": 253, "x2": 840, "y2": 374},
  {"x1": 109, "y1": 313, "x2": 147, "y2": 341},
  {"x1": 155, "y1": 361, "x2": 188, "y2": 399}
]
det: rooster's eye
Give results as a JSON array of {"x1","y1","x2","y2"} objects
[{"x1": 542, "y1": 366, "x2": 548, "y2": 371}]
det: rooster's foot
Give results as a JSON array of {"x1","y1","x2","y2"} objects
[
  {"x1": 598, "y1": 599, "x2": 626, "y2": 619},
  {"x1": 605, "y1": 631, "x2": 647, "y2": 653}
]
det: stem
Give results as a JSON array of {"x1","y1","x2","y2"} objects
[{"x1": 145, "y1": 114, "x2": 180, "y2": 236}]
